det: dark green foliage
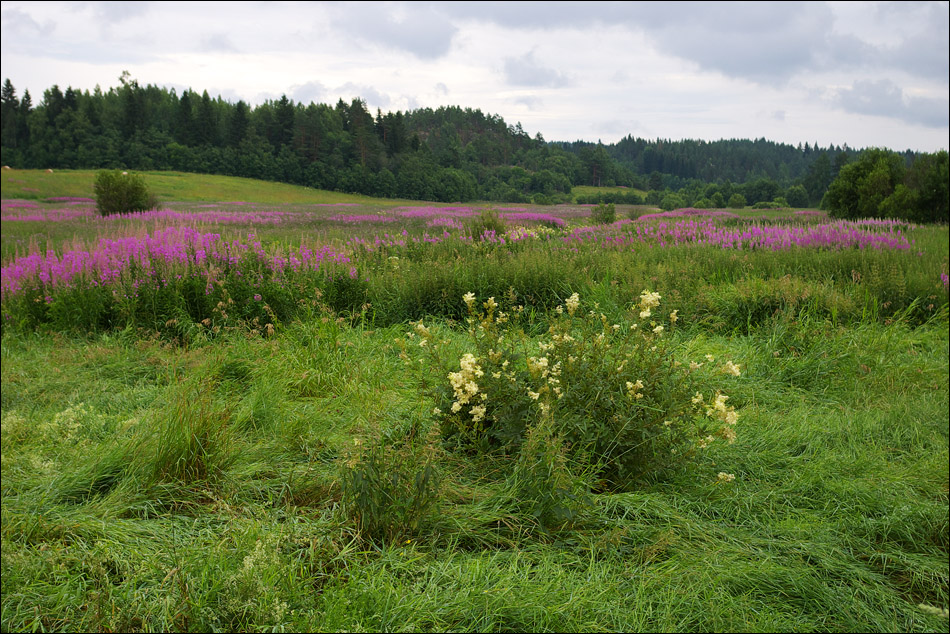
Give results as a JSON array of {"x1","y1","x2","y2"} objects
[
  {"x1": 743, "y1": 177, "x2": 781, "y2": 205},
  {"x1": 660, "y1": 192, "x2": 686, "y2": 211},
  {"x1": 824, "y1": 148, "x2": 947, "y2": 223},
  {"x1": 93, "y1": 169, "x2": 156, "y2": 216},
  {"x1": 342, "y1": 430, "x2": 440, "y2": 544},
  {"x1": 575, "y1": 191, "x2": 644, "y2": 205},
  {"x1": 825, "y1": 148, "x2": 906, "y2": 220},
  {"x1": 421, "y1": 293, "x2": 741, "y2": 489},
  {"x1": 3, "y1": 76, "x2": 923, "y2": 206},
  {"x1": 728, "y1": 193, "x2": 747, "y2": 209},
  {"x1": 590, "y1": 201, "x2": 616, "y2": 224},
  {"x1": 785, "y1": 184, "x2": 809, "y2": 208},
  {"x1": 505, "y1": 417, "x2": 594, "y2": 529}
]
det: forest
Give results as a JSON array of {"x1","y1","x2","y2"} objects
[{"x1": 0, "y1": 76, "x2": 939, "y2": 209}]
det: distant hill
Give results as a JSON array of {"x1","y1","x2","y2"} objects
[{"x1": 0, "y1": 78, "x2": 928, "y2": 206}]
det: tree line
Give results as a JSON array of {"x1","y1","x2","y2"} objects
[{"x1": 0, "y1": 76, "x2": 945, "y2": 216}]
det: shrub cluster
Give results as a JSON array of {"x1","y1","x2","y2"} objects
[
  {"x1": 590, "y1": 201, "x2": 617, "y2": 224},
  {"x1": 93, "y1": 170, "x2": 158, "y2": 216},
  {"x1": 468, "y1": 208, "x2": 507, "y2": 240},
  {"x1": 575, "y1": 191, "x2": 645, "y2": 205},
  {"x1": 412, "y1": 290, "x2": 742, "y2": 492}
]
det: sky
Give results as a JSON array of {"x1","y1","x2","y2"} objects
[{"x1": 1, "y1": 1, "x2": 948, "y2": 152}]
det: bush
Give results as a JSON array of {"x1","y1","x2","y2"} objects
[
  {"x1": 468, "y1": 208, "x2": 507, "y2": 240},
  {"x1": 414, "y1": 291, "x2": 742, "y2": 489},
  {"x1": 660, "y1": 193, "x2": 686, "y2": 211},
  {"x1": 590, "y1": 202, "x2": 616, "y2": 224},
  {"x1": 93, "y1": 170, "x2": 157, "y2": 216},
  {"x1": 728, "y1": 193, "x2": 747, "y2": 209},
  {"x1": 341, "y1": 428, "x2": 440, "y2": 544}
]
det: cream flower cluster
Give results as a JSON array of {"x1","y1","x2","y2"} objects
[
  {"x1": 691, "y1": 391, "x2": 739, "y2": 447},
  {"x1": 626, "y1": 379, "x2": 645, "y2": 399},
  {"x1": 448, "y1": 353, "x2": 487, "y2": 421},
  {"x1": 565, "y1": 292, "x2": 580, "y2": 316},
  {"x1": 638, "y1": 290, "x2": 662, "y2": 319}
]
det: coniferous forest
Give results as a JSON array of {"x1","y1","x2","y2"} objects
[{"x1": 0, "y1": 76, "x2": 944, "y2": 213}]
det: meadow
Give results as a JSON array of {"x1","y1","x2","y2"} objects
[{"x1": 1, "y1": 170, "x2": 948, "y2": 632}]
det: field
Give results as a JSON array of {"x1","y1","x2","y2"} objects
[{"x1": 2, "y1": 170, "x2": 948, "y2": 632}]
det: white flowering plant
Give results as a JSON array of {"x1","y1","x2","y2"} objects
[{"x1": 414, "y1": 290, "x2": 742, "y2": 489}]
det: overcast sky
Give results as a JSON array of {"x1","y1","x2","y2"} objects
[{"x1": 2, "y1": 1, "x2": 948, "y2": 152}]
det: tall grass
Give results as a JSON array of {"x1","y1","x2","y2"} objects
[
  {"x1": 2, "y1": 311, "x2": 946, "y2": 632},
  {"x1": 2, "y1": 177, "x2": 948, "y2": 632}
]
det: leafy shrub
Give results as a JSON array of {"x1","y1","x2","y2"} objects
[
  {"x1": 505, "y1": 413, "x2": 594, "y2": 529},
  {"x1": 93, "y1": 170, "x2": 157, "y2": 216},
  {"x1": 468, "y1": 208, "x2": 507, "y2": 240},
  {"x1": 342, "y1": 428, "x2": 440, "y2": 543},
  {"x1": 414, "y1": 291, "x2": 742, "y2": 489},
  {"x1": 590, "y1": 202, "x2": 616, "y2": 224},
  {"x1": 728, "y1": 193, "x2": 747, "y2": 209},
  {"x1": 576, "y1": 191, "x2": 644, "y2": 205},
  {"x1": 660, "y1": 193, "x2": 686, "y2": 211}
]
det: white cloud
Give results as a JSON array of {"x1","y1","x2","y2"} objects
[
  {"x1": 836, "y1": 79, "x2": 950, "y2": 128},
  {"x1": 0, "y1": 1, "x2": 945, "y2": 151},
  {"x1": 329, "y1": 2, "x2": 458, "y2": 59},
  {"x1": 503, "y1": 51, "x2": 571, "y2": 88}
]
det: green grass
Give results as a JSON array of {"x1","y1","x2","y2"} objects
[
  {"x1": 1, "y1": 314, "x2": 947, "y2": 632},
  {"x1": 1, "y1": 169, "x2": 401, "y2": 205},
  {"x1": 2, "y1": 173, "x2": 948, "y2": 632},
  {"x1": 572, "y1": 184, "x2": 648, "y2": 199}
]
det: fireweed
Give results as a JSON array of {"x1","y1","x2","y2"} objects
[{"x1": 413, "y1": 290, "x2": 741, "y2": 489}]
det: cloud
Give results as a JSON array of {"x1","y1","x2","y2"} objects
[
  {"x1": 200, "y1": 33, "x2": 239, "y2": 53},
  {"x1": 93, "y1": 1, "x2": 149, "y2": 24},
  {"x1": 1, "y1": 7, "x2": 55, "y2": 37},
  {"x1": 434, "y1": 82, "x2": 449, "y2": 95},
  {"x1": 512, "y1": 95, "x2": 543, "y2": 110},
  {"x1": 336, "y1": 83, "x2": 391, "y2": 109},
  {"x1": 330, "y1": 2, "x2": 457, "y2": 59},
  {"x1": 836, "y1": 79, "x2": 949, "y2": 128},
  {"x1": 503, "y1": 51, "x2": 570, "y2": 88},
  {"x1": 888, "y1": 3, "x2": 950, "y2": 83},
  {"x1": 446, "y1": 2, "x2": 948, "y2": 87},
  {"x1": 591, "y1": 119, "x2": 630, "y2": 136},
  {"x1": 291, "y1": 81, "x2": 328, "y2": 105}
]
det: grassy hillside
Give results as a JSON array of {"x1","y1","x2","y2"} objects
[
  {"x1": 572, "y1": 184, "x2": 648, "y2": 199},
  {"x1": 1, "y1": 169, "x2": 395, "y2": 205}
]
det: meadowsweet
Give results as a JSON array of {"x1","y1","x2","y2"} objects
[
  {"x1": 639, "y1": 290, "x2": 662, "y2": 310},
  {"x1": 565, "y1": 292, "x2": 580, "y2": 315},
  {"x1": 527, "y1": 356, "x2": 550, "y2": 377},
  {"x1": 422, "y1": 290, "x2": 745, "y2": 490},
  {"x1": 626, "y1": 379, "x2": 645, "y2": 399},
  {"x1": 414, "y1": 322, "x2": 431, "y2": 338},
  {"x1": 722, "y1": 361, "x2": 741, "y2": 376}
]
